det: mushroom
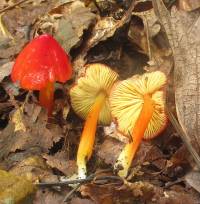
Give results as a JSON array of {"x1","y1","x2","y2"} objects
[
  {"x1": 109, "y1": 71, "x2": 167, "y2": 177},
  {"x1": 70, "y1": 63, "x2": 118, "y2": 178},
  {"x1": 11, "y1": 34, "x2": 72, "y2": 115}
]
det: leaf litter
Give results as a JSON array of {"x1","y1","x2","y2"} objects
[{"x1": 0, "y1": 0, "x2": 200, "y2": 203}]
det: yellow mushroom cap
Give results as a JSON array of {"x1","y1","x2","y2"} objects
[
  {"x1": 109, "y1": 71, "x2": 167, "y2": 139},
  {"x1": 70, "y1": 63, "x2": 119, "y2": 125}
]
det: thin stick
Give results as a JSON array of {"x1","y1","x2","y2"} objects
[
  {"x1": 36, "y1": 177, "x2": 94, "y2": 187},
  {"x1": 63, "y1": 183, "x2": 81, "y2": 202},
  {"x1": 0, "y1": 0, "x2": 30, "y2": 14},
  {"x1": 36, "y1": 175, "x2": 123, "y2": 187},
  {"x1": 63, "y1": 173, "x2": 95, "y2": 202},
  {"x1": 62, "y1": 175, "x2": 123, "y2": 202},
  {"x1": 143, "y1": 16, "x2": 152, "y2": 61}
]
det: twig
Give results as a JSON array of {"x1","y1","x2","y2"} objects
[
  {"x1": 63, "y1": 183, "x2": 81, "y2": 202},
  {"x1": 36, "y1": 177, "x2": 94, "y2": 187},
  {"x1": 62, "y1": 175, "x2": 123, "y2": 202},
  {"x1": 93, "y1": 175, "x2": 123, "y2": 185},
  {"x1": 0, "y1": 0, "x2": 30, "y2": 14},
  {"x1": 63, "y1": 173, "x2": 95, "y2": 203},
  {"x1": 143, "y1": 16, "x2": 152, "y2": 61},
  {"x1": 164, "y1": 178, "x2": 183, "y2": 188},
  {"x1": 118, "y1": 0, "x2": 136, "y2": 26},
  {"x1": 36, "y1": 175, "x2": 123, "y2": 187}
]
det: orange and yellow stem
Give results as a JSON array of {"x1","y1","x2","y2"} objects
[
  {"x1": 115, "y1": 94, "x2": 154, "y2": 177},
  {"x1": 39, "y1": 82, "x2": 54, "y2": 116},
  {"x1": 77, "y1": 92, "x2": 106, "y2": 178}
]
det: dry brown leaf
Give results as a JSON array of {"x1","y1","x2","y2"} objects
[
  {"x1": 184, "y1": 171, "x2": 200, "y2": 193},
  {"x1": 86, "y1": 17, "x2": 118, "y2": 49},
  {"x1": 11, "y1": 107, "x2": 26, "y2": 132},
  {"x1": 0, "y1": 1, "x2": 10, "y2": 10},
  {"x1": 0, "y1": 103, "x2": 64, "y2": 159},
  {"x1": 128, "y1": 7, "x2": 173, "y2": 75},
  {"x1": 0, "y1": 0, "x2": 56, "y2": 59},
  {"x1": 80, "y1": 184, "x2": 116, "y2": 204},
  {"x1": 73, "y1": 17, "x2": 121, "y2": 76},
  {"x1": 54, "y1": 0, "x2": 77, "y2": 8},
  {"x1": 133, "y1": 142, "x2": 166, "y2": 170},
  {"x1": 97, "y1": 137, "x2": 123, "y2": 166},
  {"x1": 73, "y1": 2, "x2": 135, "y2": 76},
  {"x1": 80, "y1": 181, "x2": 146, "y2": 204},
  {"x1": 0, "y1": 61, "x2": 13, "y2": 82},
  {"x1": 0, "y1": 102, "x2": 13, "y2": 115},
  {"x1": 124, "y1": 180, "x2": 200, "y2": 204},
  {"x1": 153, "y1": 0, "x2": 200, "y2": 164},
  {"x1": 70, "y1": 198, "x2": 95, "y2": 204},
  {"x1": 32, "y1": 0, "x2": 48, "y2": 5},
  {"x1": 43, "y1": 151, "x2": 77, "y2": 176},
  {"x1": 122, "y1": 180, "x2": 154, "y2": 197},
  {"x1": 56, "y1": 1, "x2": 96, "y2": 52},
  {"x1": 36, "y1": 1, "x2": 96, "y2": 52},
  {"x1": 0, "y1": 147, "x2": 42, "y2": 170},
  {"x1": 178, "y1": 0, "x2": 200, "y2": 11},
  {"x1": 74, "y1": 174, "x2": 198, "y2": 204},
  {"x1": 155, "y1": 187, "x2": 200, "y2": 204},
  {"x1": 170, "y1": 145, "x2": 191, "y2": 167},
  {"x1": 9, "y1": 155, "x2": 53, "y2": 182},
  {"x1": 97, "y1": 137, "x2": 166, "y2": 172},
  {"x1": 132, "y1": 8, "x2": 161, "y2": 38},
  {"x1": 33, "y1": 188, "x2": 70, "y2": 204}
]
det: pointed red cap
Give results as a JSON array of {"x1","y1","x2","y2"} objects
[{"x1": 11, "y1": 34, "x2": 72, "y2": 90}]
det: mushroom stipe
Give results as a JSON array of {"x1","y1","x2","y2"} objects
[
  {"x1": 70, "y1": 63, "x2": 119, "y2": 178},
  {"x1": 110, "y1": 71, "x2": 167, "y2": 177}
]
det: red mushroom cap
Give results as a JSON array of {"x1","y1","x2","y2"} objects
[{"x1": 11, "y1": 34, "x2": 72, "y2": 90}]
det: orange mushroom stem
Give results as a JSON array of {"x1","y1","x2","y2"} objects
[
  {"x1": 110, "y1": 71, "x2": 167, "y2": 178},
  {"x1": 77, "y1": 92, "x2": 106, "y2": 178},
  {"x1": 70, "y1": 63, "x2": 119, "y2": 178},
  {"x1": 39, "y1": 82, "x2": 54, "y2": 116},
  {"x1": 116, "y1": 94, "x2": 154, "y2": 177}
]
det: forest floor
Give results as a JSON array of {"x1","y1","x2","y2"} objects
[{"x1": 0, "y1": 0, "x2": 200, "y2": 203}]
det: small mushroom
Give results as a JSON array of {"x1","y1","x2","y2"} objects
[
  {"x1": 70, "y1": 63, "x2": 118, "y2": 178},
  {"x1": 11, "y1": 34, "x2": 72, "y2": 115},
  {"x1": 109, "y1": 71, "x2": 167, "y2": 177}
]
